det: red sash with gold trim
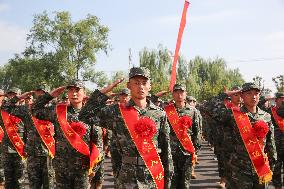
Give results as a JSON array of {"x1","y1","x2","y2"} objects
[
  {"x1": 271, "y1": 107, "x2": 284, "y2": 133},
  {"x1": 1, "y1": 111, "x2": 26, "y2": 158},
  {"x1": 0, "y1": 126, "x2": 4, "y2": 143},
  {"x1": 31, "y1": 116, "x2": 55, "y2": 158},
  {"x1": 164, "y1": 104, "x2": 196, "y2": 161},
  {"x1": 56, "y1": 104, "x2": 101, "y2": 174},
  {"x1": 119, "y1": 103, "x2": 164, "y2": 189},
  {"x1": 232, "y1": 109, "x2": 272, "y2": 183}
]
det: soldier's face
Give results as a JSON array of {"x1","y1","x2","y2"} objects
[
  {"x1": 67, "y1": 87, "x2": 86, "y2": 105},
  {"x1": 230, "y1": 92, "x2": 242, "y2": 105},
  {"x1": 172, "y1": 90, "x2": 187, "y2": 103},
  {"x1": 241, "y1": 89, "x2": 260, "y2": 107},
  {"x1": 119, "y1": 94, "x2": 130, "y2": 103},
  {"x1": 128, "y1": 76, "x2": 151, "y2": 100}
]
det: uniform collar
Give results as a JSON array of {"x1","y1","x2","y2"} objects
[{"x1": 126, "y1": 98, "x2": 157, "y2": 110}]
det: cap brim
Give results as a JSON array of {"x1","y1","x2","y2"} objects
[{"x1": 129, "y1": 74, "x2": 149, "y2": 80}]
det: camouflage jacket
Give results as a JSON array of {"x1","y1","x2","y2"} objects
[
  {"x1": 2, "y1": 96, "x2": 50, "y2": 156},
  {"x1": 167, "y1": 103, "x2": 201, "y2": 156},
  {"x1": 268, "y1": 106, "x2": 284, "y2": 155},
  {"x1": 79, "y1": 90, "x2": 173, "y2": 188},
  {"x1": 0, "y1": 103, "x2": 26, "y2": 154},
  {"x1": 32, "y1": 93, "x2": 104, "y2": 169},
  {"x1": 216, "y1": 104, "x2": 277, "y2": 172}
]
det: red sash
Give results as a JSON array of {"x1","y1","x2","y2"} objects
[
  {"x1": 232, "y1": 109, "x2": 272, "y2": 183},
  {"x1": 271, "y1": 107, "x2": 284, "y2": 133},
  {"x1": 31, "y1": 116, "x2": 55, "y2": 158},
  {"x1": 164, "y1": 104, "x2": 196, "y2": 162},
  {"x1": 119, "y1": 103, "x2": 164, "y2": 189},
  {"x1": 0, "y1": 126, "x2": 4, "y2": 143},
  {"x1": 56, "y1": 104, "x2": 101, "y2": 174},
  {"x1": 1, "y1": 111, "x2": 26, "y2": 158}
]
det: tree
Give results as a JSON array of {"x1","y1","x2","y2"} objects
[{"x1": 272, "y1": 75, "x2": 284, "y2": 92}]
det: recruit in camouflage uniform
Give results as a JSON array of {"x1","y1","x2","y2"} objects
[
  {"x1": 79, "y1": 67, "x2": 173, "y2": 189},
  {"x1": 32, "y1": 80, "x2": 105, "y2": 189},
  {"x1": 165, "y1": 84, "x2": 201, "y2": 189},
  {"x1": 270, "y1": 92, "x2": 284, "y2": 189},
  {"x1": 214, "y1": 83, "x2": 277, "y2": 189},
  {"x1": 0, "y1": 89, "x2": 6, "y2": 186},
  {"x1": 2, "y1": 84, "x2": 55, "y2": 189},
  {"x1": 1, "y1": 87, "x2": 26, "y2": 189}
]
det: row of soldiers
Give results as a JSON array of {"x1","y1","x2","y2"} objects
[
  {"x1": 0, "y1": 66, "x2": 283, "y2": 189},
  {"x1": 200, "y1": 83, "x2": 284, "y2": 189}
]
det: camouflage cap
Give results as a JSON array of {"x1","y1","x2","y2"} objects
[
  {"x1": 0, "y1": 89, "x2": 5, "y2": 96},
  {"x1": 231, "y1": 85, "x2": 241, "y2": 91},
  {"x1": 275, "y1": 91, "x2": 284, "y2": 99},
  {"x1": 66, "y1": 80, "x2": 85, "y2": 89},
  {"x1": 119, "y1": 88, "x2": 130, "y2": 95},
  {"x1": 129, "y1": 67, "x2": 150, "y2": 80},
  {"x1": 7, "y1": 87, "x2": 21, "y2": 95},
  {"x1": 241, "y1": 82, "x2": 260, "y2": 92},
  {"x1": 173, "y1": 84, "x2": 186, "y2": 91},
  {"x1": 186, "y1": 96, "x2": 196, "y2": 102},
  {"x1": 35, "y1": 82, "x2": 50, "y2": 92}
]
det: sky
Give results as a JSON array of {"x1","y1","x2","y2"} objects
[{"x1": 0, "y1": 0, "x2": 283, "y2": 92}]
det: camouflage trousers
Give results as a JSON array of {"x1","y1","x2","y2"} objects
[
  {"x1": 90, "y1": 159, "x2": 104, "y2": 188},
  {"x1": 109, "y1": 143, "x2": 122, "y2": 178},
  {"x1": 2, "y1": 153, "x2": 26, "y2": 189},
  {"x1": 171, "y1": 151, "x2": 193, "y2": 189},
  {"x1": 272, "y1": 152, "x2": 284, "y2": 187},
  {"x1": 53, "y1": 156, "x2": 90, "y2": 189},
  {"x1": 0, "y1": 151, "x2": 4, "y2": 183},
  {"x1": 27, "y1": 155, "x2": 55, "y2": 189},
  {"x1": 216, "y1": 152, "x2": 225, "y2": 178}
]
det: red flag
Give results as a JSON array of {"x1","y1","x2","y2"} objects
[{"x1": 169, "y1": 0, "x2": 190, "y2": 91}]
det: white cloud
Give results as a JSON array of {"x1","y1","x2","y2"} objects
[
  {"x1": 155, "y1": 9, "x2": 242, "y2": 25},
  {"x1": 0, "y1": 3, "x2": 10, "y2": 12},
  {"x1": 0, "y1": 21, "x2": 28, "y2": 53}
]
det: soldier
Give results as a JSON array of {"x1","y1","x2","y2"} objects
[
  {"x1": 2, "y1": 83, "x2": 55, "y2": 189},
  {"x1": 270, "y1": 92, "x2": 284, "y2": 189},
  {"x1": 79, "y1": 67, "x2": 173, "y2": 189},
  {"x1": 216, "y1": 83, "x2": 276, "y2": 189},
  {"x1": 164, "y1": 84, "x2": 201, "y2": 188},
  {"x1": 32, "y1": 80, "x2": 105, "y2": 189},
  {"x1": 0, "y1": 87, "x2": 26, "y2": 189},
  {"x1": 0, "y1": 89, "x2": 6, "y2": 187}
]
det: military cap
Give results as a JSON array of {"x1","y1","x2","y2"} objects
[
  {"x1": 231, "y1": 85, "x2": 241, "y2": 91},
  {"x1": 0, "y1": 89, "x2": 5, "y2": 96},
  {"x1": 275, "y1": 91, "x2": 284, "y2": 99},
  {"x1": 119, "y1": 88, "x2": 130, "y2": 95},
  {"x1": 35, "y1": 82, "x2": 50, "y2": 92},
  {"x1": 259, "y1": 96, "x2": 267, "y2": 103},
  {"x1": 186, "y1": 96, "x2": 196, "y2": 102},
  {"x1": 241, "y1": 82, "x2": 260, "y2": 92},
  {"x1": 66, "y1": 80, "x2": 85, "y2": 89},
  {"x1": 7, "y1": 87, "x2": 21, "y2": 95},
  {"x1": 218, "y1": 92, "x2": 231, "y2": 101},
  {"x1": 129, "y1": 67, "x2": 150, "y2": 80},
  {"x1": 173, "y1": 84, "x2": 186, "y2": 91}
]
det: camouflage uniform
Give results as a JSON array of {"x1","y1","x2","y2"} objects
[
  {"x1": 2, "y1": 94, "x2": 55, "y2": 189},
  {"x1": 32, "y1": 81, "x2": 104, "y2": 189},
  {"x1": 1, "y1": 87, "x2": 27, "y2": 189},
  {"x1": 270, "y1": 92, "x2": 284, "y2": 188},
  {"x1": 79, "y1": 67, "x2": 173, "y2": 189},
  {"x1": 0, "y1": 126, "x2": 4, "y2": 184},
  {"x1": 167, "y1": 102, "x2": 201, "y2": 187},
  {"x1": 215, "y1": 83, "x2": 277, "y2": 189}
]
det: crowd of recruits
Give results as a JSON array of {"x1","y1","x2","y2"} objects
[{"x1": 0, "y1": 66, "x2": 282, "y2": 189}]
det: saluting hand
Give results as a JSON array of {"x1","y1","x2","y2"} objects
[
  {"x1": 155, "y1": 90, "x2": 170, "y2": 97},
  {"x1": 50, "y1": 86, "x2": 66, "y2": 98},
  {"x1": 18, "y1": 91, "x2": 34, "y2": 100},
  {"x1": 100, "y1": 78, "x2": 124, "y2": 94}
]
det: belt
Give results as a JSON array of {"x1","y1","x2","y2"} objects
[{"x1": 121, "y1": 156, "x2": 145, "y2": 166}]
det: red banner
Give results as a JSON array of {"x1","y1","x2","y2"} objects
[
  {"x1": 169, "y1": 0, "x2": 190, "y2": 91},
  {"x1": 232, "y1": 109, "x2": 272, "y2": 183},
  {"x1": 164, "y1": 103, "x2": 195, "y2": 162},
  {"x1": 56, "y1": 104, "x2": 101, "y2": 174},
  {"x1": 119, "y1": 103, "x2": 164, "y2": 189},
  {"x1": 271, "y1": 107, "x2": 284, "y2": 133},
  {"x1": 31, "y1": 116, "x2": 55, "y2": 158},
  {"x1": 1, "y1": 111, "x2": 26, "y2": 159},
  {"x1": 0, "y1": 126, "x2": 4, "y2": 143}
]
